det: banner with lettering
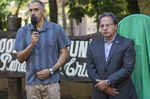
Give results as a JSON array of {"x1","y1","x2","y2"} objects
[{"x1": 0, "y1": 31, "x2": 101, "y2": 82}]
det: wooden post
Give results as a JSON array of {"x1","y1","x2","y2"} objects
[
  {"x1": 8, "y1": 78, "x2": 22, "y2": 99},
  {"x1": 6, "y1": 17, "x2": 22, "y2": 31}
]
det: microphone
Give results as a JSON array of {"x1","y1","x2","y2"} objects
[{"x1": 31, "y1": 16, "x2": 38, "y2": 32}]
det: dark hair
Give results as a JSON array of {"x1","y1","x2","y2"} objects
[
  {"x1": 28, "y1": 0, "x2": 45, "y2": 10},
  {"x1": 98, "y1": 12, "x2": 118, "y2": 25}
]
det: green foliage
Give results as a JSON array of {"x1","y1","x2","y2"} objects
[
  {"x1": 65, "y1": 0, "x2": 85, "y2": 24},
  {"x1": 0, "y1": 0, "x2": 10, "y2": 19},
  {"x1": 0, "y1": 0, "x2": 29, "y2": 30},
  {"x1": 65, "y1": 0, "x2": 130, "y2": 25},
  {"x1": 12, "y1": 0, "x2": 29, "y2": 17},
  {"x1": 0, "y1": 0, "x2": 10, "y2": 30}
]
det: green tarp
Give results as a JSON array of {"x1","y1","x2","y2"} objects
[{"x1": 117, "y1": 14, "x2": 150, "y2": 99}]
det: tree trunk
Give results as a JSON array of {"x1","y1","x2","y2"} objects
[
  {"x1": 49, "y1": 0, "x2": 58, "y2": 23},
  {"x1": 70, "y1": 18, "x2": 74, "y2": 36},
  {"x1": 15, "y1": 0, "x2": 23, "y2": 17},
  {"x1": 62, "y1": 1, "x2": 66, "y2": 31},
  {"x1": 126, "y1": 0, "x2": 140, "y2": 13},
  {"x1": 0, "y1": 20, "x2": 3, "y2": 30}
]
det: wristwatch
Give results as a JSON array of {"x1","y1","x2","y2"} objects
[
  {"x1": 49, "y1": 68, "x2": 54, "y2": 75},
  {"x1": 106, "y1": 79, "x2": 110, "y2": 85}
]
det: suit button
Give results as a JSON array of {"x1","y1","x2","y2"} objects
[{"x1": 105, "y1": 69, "x2": 107, "y2": 72}]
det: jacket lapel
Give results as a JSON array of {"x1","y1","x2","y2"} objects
[{"x1": 98, "y1": 38, "x2": 106, "y2": 66}]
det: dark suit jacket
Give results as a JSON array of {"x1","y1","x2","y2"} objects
[{"x1": 87, "y1": 33, "x2": 138, "y2": 99}]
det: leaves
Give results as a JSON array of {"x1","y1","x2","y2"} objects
[
  {"x1": 65, "y1": 0, "x2": 85, "y2": 24},
  {"x1": 0, "y1": 0, "x2": 10, "y2": 19},
  {"x1": 12, "y1": 0, "x2": 28, "y2": 17},
  {"x1": 65, "y1": 0, "x2": 130, "y2": 25}
]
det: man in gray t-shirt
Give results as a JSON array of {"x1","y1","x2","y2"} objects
[{"x1": 14, "y1": 0, "x2": 71, "y2": 99}]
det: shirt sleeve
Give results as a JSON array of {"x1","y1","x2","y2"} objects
[
  {"x1": 14, "y1": 28, "x2": 25, "y2": 51},
  {"x1": 57, "y1": 26, "x2": 71, "y2": 50}
]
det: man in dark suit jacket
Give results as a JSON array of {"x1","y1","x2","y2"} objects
[{"x1": 87, "y1": 12, "x2": 138, "y2": 99}]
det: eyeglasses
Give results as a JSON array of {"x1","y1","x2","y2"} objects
[{"x1": 99, "y1": 23, "x2": 114, "y2": 28}]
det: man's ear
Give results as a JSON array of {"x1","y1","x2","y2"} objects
[{"x1": 43, "y1": 9, "x2": 46, "y2": 16}]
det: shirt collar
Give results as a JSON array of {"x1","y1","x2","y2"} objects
[
  {"x1": 104, "y1": 33, "x2": 117, "y2": 43},
  {"x1": 29, "y1": 18, "x2": 51, "y2": 32}
]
